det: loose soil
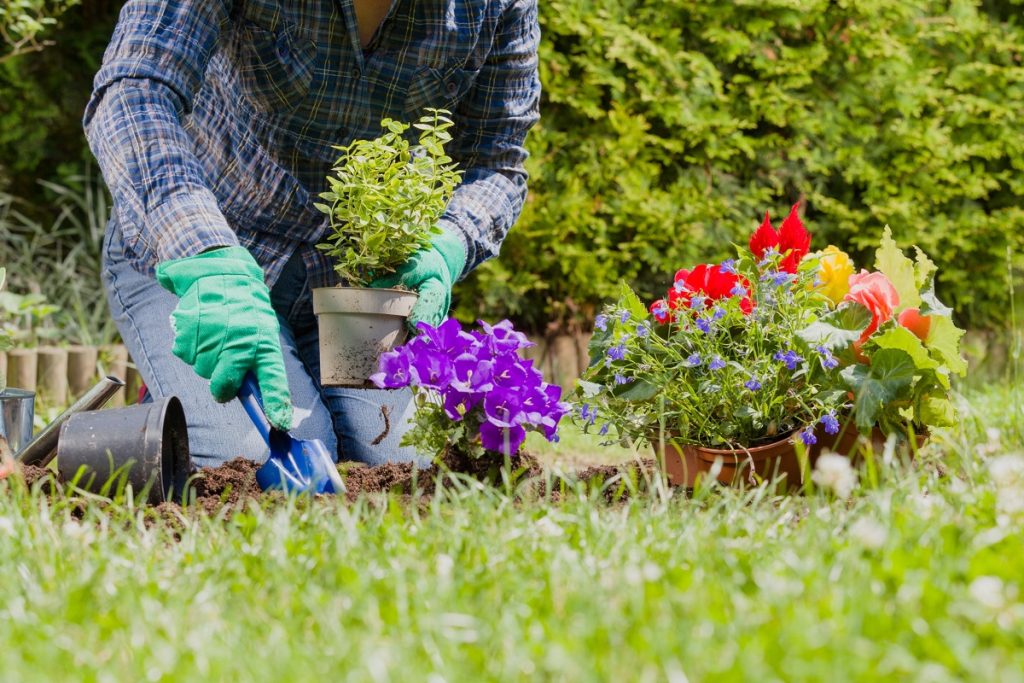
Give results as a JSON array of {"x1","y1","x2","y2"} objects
[{"x1": 16, "y1": 452, "x2": 661, "y2": 517}]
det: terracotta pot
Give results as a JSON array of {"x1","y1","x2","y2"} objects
[
  {"x1": 658, "y1": 432, "x2": 807, "y2": 488},
  {"x1": 312, "y1": 286, "x2": 418, "y2": 387},
  {"x1": 809, "y1": 419, "x2": 928, "y2": 464}
]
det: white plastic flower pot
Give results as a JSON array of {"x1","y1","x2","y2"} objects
[{"x1": 312, "y1": 286, "x2": 418, "y2": 387}]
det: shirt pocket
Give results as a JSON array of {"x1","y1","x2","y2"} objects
[
  {"x1": 238, "y1": 19, "x2": 317, "y2": 113},
  {"x1": 404, "y1": 61, "x2": 478, "y2": 119}
]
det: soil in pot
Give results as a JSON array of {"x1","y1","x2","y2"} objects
[{"x1": 313, "y1": 286, "x2": 418, "y2": 386}]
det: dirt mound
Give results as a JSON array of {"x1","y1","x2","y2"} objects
[{"x1": 13, "y1": 452, "x2": 661, "y2": 515}]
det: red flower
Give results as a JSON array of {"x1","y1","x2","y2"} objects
[
  {"x1": 747, "y1": 204, "x2": 811, "y2": 274},
  {"x1": 663, "y1": 263, "x2": 753, "y2": 316}
]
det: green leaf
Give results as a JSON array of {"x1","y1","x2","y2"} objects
[
  {"x1": 576, "y1": 380, "x2": 604, "y2": 398},
  {"x1": 840, "y1": 349, "x2": 917, "y2": 431},
  {"x1": 612, "y1": 379, "x2": 659, "y2": 402},
  {"x1": 870, "y1": 325, "x2": 939, "y2": 371},
  {"x1": 918, "y1": 394, "x2": 956, "y2": 427},
  {"x1": 926, "y1": 315, "x2": 968, "y2": 376},
  {"x1": 797, "y1": 303, "x2": 872, "y2": 353},
  {"x1": 617, "y1": 281, "x2": 649, "y2": 321},
  {"x1": 918, "y1": 277, "x2": 953, "y2": 318},
  {"x1": 913, "y1": 247, "x2": 937, "y2": 290},
  {"x1": 874, "y1": 226, "x2": 920, "y2": 311}
]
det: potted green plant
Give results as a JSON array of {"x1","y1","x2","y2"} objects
[
  {"x1": 577, "y1": 206, "x2": 849, "y2": 488},
  {"x1": 313, "y1": 109, "x2": 462, "y2": 386},
  {"x1": 801, "y1": 227, "x2": 967, "y2": 458}
]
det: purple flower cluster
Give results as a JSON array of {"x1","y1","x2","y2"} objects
[{"x1": 371, "y1": 319, "x2": 571, "y2": 456}]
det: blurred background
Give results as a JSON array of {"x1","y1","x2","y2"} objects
[{"x1": 1, "y1": 0, "x2": 1021, "y2": 392}]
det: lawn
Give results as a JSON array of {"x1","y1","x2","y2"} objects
[{"x1": 0, "y1": 383, "x2": 1022, "y2": 682}]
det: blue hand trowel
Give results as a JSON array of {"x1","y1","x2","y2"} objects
[{"x1": 237, "y1": 373, "x2": 345, "y2": 495}]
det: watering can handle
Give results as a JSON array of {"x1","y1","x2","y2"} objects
[{"x1": 238, "y1": 372, "x2": 273, "y2": 445}]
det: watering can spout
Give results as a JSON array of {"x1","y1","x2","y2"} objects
[{"x1": 16, "y1": 375, "x2": 126, "y2": 467}]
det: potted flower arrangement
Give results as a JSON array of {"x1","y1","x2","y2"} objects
[
  {"x1": 801, "y1": 227, "x2": 967, "y2": 455},
  {"x1": 577, "y1": 207, "x2": 966, "y2": 488},
  {"x1": 313, "y1": 109, "x2": 462, "y2": 386},
  {"x1": 370, "y1": 318, "x2": 570, "y2": 470}
]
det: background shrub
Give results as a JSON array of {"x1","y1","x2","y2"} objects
[
  {"x1": 1, "y1": 0, "x2": 1021, "y2": 339},
  {"x1": 456, "y1": 0, "x2": 1024, "y2": 331}
]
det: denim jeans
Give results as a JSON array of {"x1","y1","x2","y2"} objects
[{"x1": 101, "y1": 222, "x2": 424, "y2": 468}]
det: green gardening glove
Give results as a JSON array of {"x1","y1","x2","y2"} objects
[
  {"x1": 371, "y1": 228, "x2": 468, "y2": 329},
  {"x1": 155, "y1": 246, "x2": 293, "y2": 431}
]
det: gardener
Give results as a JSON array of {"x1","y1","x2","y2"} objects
[{"x1": 83, "y1": 0, "x2": 540, "y2": 467}]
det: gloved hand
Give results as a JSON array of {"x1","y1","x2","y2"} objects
[
  {"x1": 155, "y1": 246, "x2": 293, "y2": 431},
  {"x1": 371, "y1": 228, "x2": 467, "y2": 329}
]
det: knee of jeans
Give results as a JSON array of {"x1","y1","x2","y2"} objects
[{"x1": 188, "y1": 421, "x2": 270, "y2": 469}]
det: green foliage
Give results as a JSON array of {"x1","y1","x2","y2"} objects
[
  {"x1": 578, "y1": 249, "x2": 848, "y2": 448},
  {"x1": 456, "y1": 0, "x2": 1024, "y2": 331},
  {"x1": 0, "y1": 0, "x2": 79, "y2": 64},
  {"x1": 316, "y1": 110, "x2": 462, "y2": 287},
  {"x1": 839, "y1": 233, "x2": 968, "y2": 433}
]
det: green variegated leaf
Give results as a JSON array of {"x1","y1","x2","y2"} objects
[
  {"x1": 797, "y1": 303, "x2": 872, "y2": 353},
  {"x1": 874, "y1": 226, "x2": 920, "y2": 311}
]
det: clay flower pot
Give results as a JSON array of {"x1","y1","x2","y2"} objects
[
  {"x1": 809, "y1": 419, "x2": 928, "y2": 464},
  {"x1": 658, "y1": 432, "x2": 806, "y2": 489},
  {"x1": 312, "y1": 286, "x2": 418, "y2": 387}
]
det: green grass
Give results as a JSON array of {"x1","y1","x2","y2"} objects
[{"x1": 1, "y1": 384, "x2": 1023, "y2": 681}]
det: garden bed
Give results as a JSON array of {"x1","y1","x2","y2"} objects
[{"x1": 17, "y1": 453, "x2": 660, "y2": 517}]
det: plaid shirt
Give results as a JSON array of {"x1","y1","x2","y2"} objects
[{"x1": 84, "y1": 0, "x2": 540, "y2": 288}]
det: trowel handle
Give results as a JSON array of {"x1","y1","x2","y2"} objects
[{"x1": 238, "y1": 372, "x2": 273, "y2": 446}]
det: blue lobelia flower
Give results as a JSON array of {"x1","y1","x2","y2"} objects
[
  {"x1": 686, "y1": 353, "x2": 702, "y2": 367},
  {"x1": 720, "y1": 259, "x2": 738, "y2": 275},
  {"x1": 800, "y1": 427, "x2": 817, "y2": 446},
  {"x1": 762, "y1": 270, "x2": 792, "y2": 287},
  {"x1": 815, "y1": 345, "x2": 839, "y2": 370},
  {"x1": 594, "y1": 314, "x2": 609, "y2": 332},
  {"x1": 744, "y1": 377, "x2": 762, "y2": 392},
  {"x1": 696, "y1": 317, "x2": 713, "y2": 334},
  {"x1": 635, "y1": 321, "x2": 650, "y2": 338},
  {"x1": 620, "y1": 310, "x2": 631, "y2": 323},
  {"x1": 709, "y1": 356, "x2": 726, "y2": 371},
  {"x1": 614, "y1": 373, "x2": 632, "y2": 385},
  {"x1": 599, "y1": 423, "x2": 610, "y2": 436},
  {"x1": 773, "y1": 349, "x2": 803, "y2": 371},
  {"x1": 689, "y1": 293, "x2": 706, "y2": 309},
  {"x1": 821, "y1": 411, "x2": 841, "y2": 435},
  {"x1": 607, "y1": 343, "x2": 627, "y2": 361},
  {"x1": 731, "y1": 283, "x2": 747, "y2": 298}
]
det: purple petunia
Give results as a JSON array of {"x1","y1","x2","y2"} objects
[{"x1": 373, "y1": 318, "x2": 570, "y2": 457}]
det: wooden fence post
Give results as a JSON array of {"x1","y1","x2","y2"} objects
[
  {"x1": 6, "y1": 348, "x2": 37, "y2": 392},
  {"x1": 37, "y1": 346, "x2": 69, "y2": 406}
]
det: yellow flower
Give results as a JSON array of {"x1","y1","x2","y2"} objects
[{"x1": 816, "y1": 246, "x2": 854, "y2": 305}]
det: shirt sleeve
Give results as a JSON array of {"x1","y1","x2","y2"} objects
[
  {"x1": 83, "y1": 1, "x2": 239, "y2": 269},
  {"x1": 439, "y1": 0, "x2": 541, "y2": 279}
]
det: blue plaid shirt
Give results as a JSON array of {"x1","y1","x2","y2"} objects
[{"x1": 84, "y1": 0, "x2": 540, "y2": 288}]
